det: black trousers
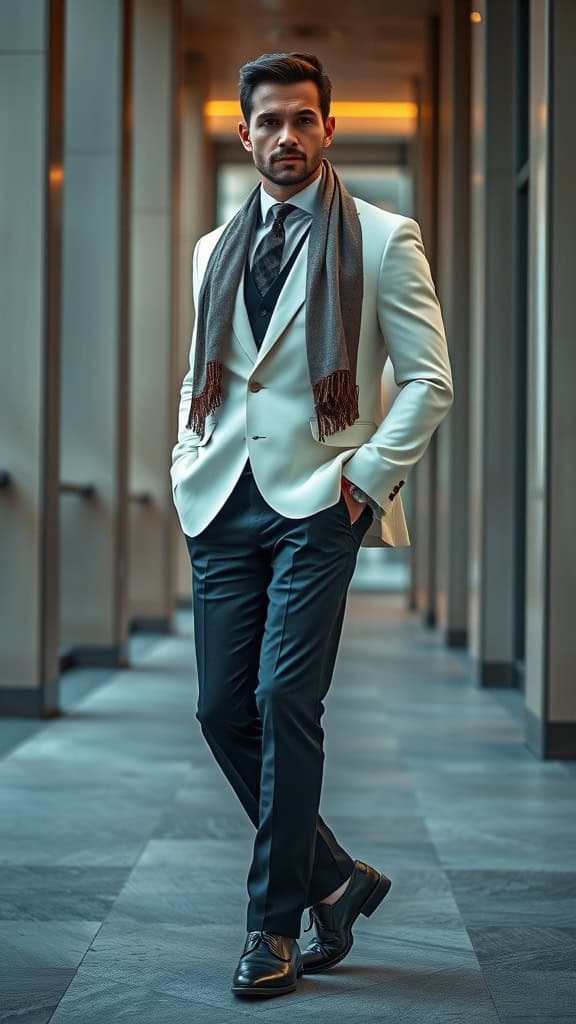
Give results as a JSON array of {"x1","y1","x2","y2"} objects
[{"x1": 184, "y1": 463, "x2": 373, "y2": 938}]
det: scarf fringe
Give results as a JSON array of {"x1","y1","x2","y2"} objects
[
  {"x1": 185, "y1": 361, "x2": 223, "y2": 435},
  {"x1": 313, "y1": 371, "x2": 360, "y2": 442}
]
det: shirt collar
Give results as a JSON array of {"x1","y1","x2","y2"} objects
[{"x1": 259, "y1": 168, "x2": 323, "y2": 224}]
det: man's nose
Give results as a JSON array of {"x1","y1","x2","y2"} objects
[{"x1": 278, "y1": 124, "x2": 298, "y2": 146}]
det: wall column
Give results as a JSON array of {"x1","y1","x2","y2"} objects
[
  {"x1": 128, "y1": 0, "x2": 177, "y2": 632},
  {"x1": 59, "y1": 0, "x2": 132, "y2": 666},
  {"x1": 525, "y1": 0, "x2": 576, "y2": 757},
  {"x1": 171, "y1": 50, "x2": 213, "y2": 605},
  {"x1": 410, "y1": 14, "x2": 440, "y2": 625},
  {"x1": 0, "y1": 1, "x2": 64, "y2": 715},
  {"x1": 468, "y1": 0, "x2": 520, "y2": 684},
  {"x1": 435, "y1": 0, "x2": 471, "y2": 649}
]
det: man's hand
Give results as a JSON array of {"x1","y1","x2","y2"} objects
[{"x1": 340, "y1": 477, "x2": 367, "y2": 525}]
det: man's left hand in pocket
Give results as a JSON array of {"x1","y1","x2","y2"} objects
[{"x1": 341, "y1": 476, "x2": 367, "y2": 525}]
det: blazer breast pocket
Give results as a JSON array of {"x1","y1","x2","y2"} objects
[{"x1": 309, "y1": 417, "x2": 377, "y2": 447}]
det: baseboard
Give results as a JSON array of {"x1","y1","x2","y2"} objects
[
  {"x1": 446, "y1": 627, "x2": 467, "y2": 648},
  {"x1": 525, "y1": 709, "x2": 576, "y2": 760},
  {"x1": 0, "y1": 677, "x2": 60, "y2": 718},
  {"x1": 479, "y1": 661, "x2": 517, "y2": 687},
  {"x1": 129, "y1": 616, "x2": 171, "y2": 635},
  {"x1": 59, "y1": 643, "x2": 127, "y2": 671}
]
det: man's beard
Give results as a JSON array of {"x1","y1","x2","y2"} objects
[{"x1": 255, "y1": 152, "x2": 323, "y2": 188}]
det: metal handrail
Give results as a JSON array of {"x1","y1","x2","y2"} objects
[{"x1": 59, "y1": 481, "x2": 96, "y2": 498}]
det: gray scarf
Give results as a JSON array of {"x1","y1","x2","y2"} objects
[{"x1": 186, "y1": 159, "x2": 363, "y2": 441}]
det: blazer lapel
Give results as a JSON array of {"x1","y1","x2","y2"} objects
[{"x1": 231, "y1": 281, "x2": 258, "y2": 364}]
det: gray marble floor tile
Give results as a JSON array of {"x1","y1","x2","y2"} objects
[
  {"x1": 0, "y1": 970, "x2": 76, "y2": 1024},
  {"x1": 46, "y1": 978, "x2": 253, "y2": 1024},
  {"x1": 0, "y1": 840, "x2": 147, "y2": 868},
  {"x1": 349, "y1": 923, "x2": 481, "y2": 970},
  {"x1": 107, "y1": 886, "x2": 248, "y2": 926},
  {"x1": 447, "y1": 870, "x2": 576, "y2": 927},
  {"x1": 499, "y1": 1018, "x2": 576, "y2": 1023},
  {"x1": 0, "y1": 866, "x2": 130, "y2": 920},
  {"x1": 481, "y1": 968, "x2": 576, "y2": 1017},
  {"x1": 0, "y1": 921, "x2": 100, "y2": 969},
  {"x1": 467, "y1": 925, "x2": 576, "y2": 971},
  {"x1": 151, "y1": 809, "x2": 255, "y2": 840},
  {"x1": 133, "y1": 838, "x2": 253, "y2": 879}
]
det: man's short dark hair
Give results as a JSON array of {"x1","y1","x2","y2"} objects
[{"x1": 239, "y1": 52, "x2": 332, "y2": 125}]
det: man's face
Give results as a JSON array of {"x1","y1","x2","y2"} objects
[{"x1": 238, "y1": 80, "x2": 335, "y2": 191}]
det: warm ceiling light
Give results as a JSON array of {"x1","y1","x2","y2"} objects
[
  {"x1": 332, "y1": 102, "x2": 416, "y2": 119},
  {"x1": 205, "y1": 101, "x2": 417, "y2": 119},
  {"x1": 470, "y1": 11, "x2": 482, "y2": 22},
  {"x1": 49, "y1": 164, "x2": 64, "y2": 187}
]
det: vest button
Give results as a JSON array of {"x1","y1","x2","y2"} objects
[
  {"x1": 258, "y1": 309, "x2": 268, "y2": 317},
  {"x1": 249, "y1": 381, "x2": 263, "y2": 393}
]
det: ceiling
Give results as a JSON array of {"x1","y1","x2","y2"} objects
[{"x1": 182, "y1": 0, "x2": 441, "y2": 138}]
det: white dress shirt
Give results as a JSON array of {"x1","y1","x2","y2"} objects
[{"x1": 249, "y1": 171, "x2": 321, "y2": 270}]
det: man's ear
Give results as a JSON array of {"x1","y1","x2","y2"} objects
[
  {"x1": 238, "y1": 121, "x2": 252, "y2": 152},
  {"x1": 323, "y1": 115, "x2": 336, "y2": 148}
]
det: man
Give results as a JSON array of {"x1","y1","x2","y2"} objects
[{"x1": 170, "y1": 53, "x2": 453, "y2": 998}]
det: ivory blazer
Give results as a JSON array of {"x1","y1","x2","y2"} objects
[{"x1": 170, "y1": 198, "x2": 454, "y2": 547}]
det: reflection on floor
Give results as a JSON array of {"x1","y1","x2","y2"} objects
[{"x1": 1, "y1": 593, "x2": 575, "y2": 1023}]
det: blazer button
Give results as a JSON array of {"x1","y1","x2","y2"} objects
[
  {"x1": 399, "y1": 480, "x2": 405, "y2": 487},
  {"x1": 388, "y1": 493, "x2": 395, "y2": 501},
  {"x1": 249, "y1": 381, "x2": 263, "y2": 393}
]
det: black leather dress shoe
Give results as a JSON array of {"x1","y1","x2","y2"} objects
[
  {"x1": 231, "y1": 931, "x2": 303, "y2": 997},
  {"x1": 301, "y1": 860, "x2": 392, "y2": 973}
]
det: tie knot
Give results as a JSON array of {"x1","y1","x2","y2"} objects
[{"x1": 273, "y1": 203, "x2": 296, "y2": 225}]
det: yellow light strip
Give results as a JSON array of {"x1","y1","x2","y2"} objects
[{"x1": 204, "y1": 100, "x2": 417, "y2": 119}]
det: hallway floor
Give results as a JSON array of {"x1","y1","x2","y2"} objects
[{"x1": 1, "y1": 593, "x2": 575, "y2": 1023}]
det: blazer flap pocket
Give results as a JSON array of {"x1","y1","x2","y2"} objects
[
  {"x1": 309, "y1": 418, "x2": 378, "y2": 446},
  {"x1": 185, "y1": 417, "x2": 217, "y2": 446}
]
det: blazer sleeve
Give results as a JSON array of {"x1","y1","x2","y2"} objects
[
  {"x1": 170, "y1": 239, "x2": 203, "y2": 473},
  {"x1": 342, "y1": 217, "x2": 454, "y2": 518}
]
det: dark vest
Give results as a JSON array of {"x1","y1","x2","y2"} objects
[{"x1": 244, "y1": 226, "x2": 311, "y2": 349}]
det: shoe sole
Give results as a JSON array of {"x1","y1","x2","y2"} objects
[
  {"x1": 232, "y1": 983, "x2": 298, "y2": 997},
  {"x1": 302, "y1": 872, "x2": 392, "y2": 975}
]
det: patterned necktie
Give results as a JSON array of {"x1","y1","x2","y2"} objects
[{"x1": 251, "y1": 203, "x2": 296, "y2": 296}]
